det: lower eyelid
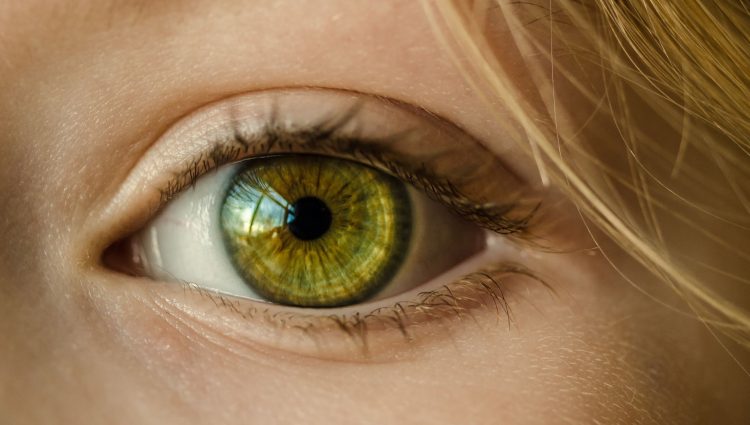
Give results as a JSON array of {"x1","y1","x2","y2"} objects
[{"x1": 138, "y1": 260, "x2": 548, "y2": 361}]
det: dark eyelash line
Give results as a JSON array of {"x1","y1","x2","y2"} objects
[
  {"x1": 158, "y1": 108, "x2": 538, "y2": 237},
  {"x1": 178, "y1": 262, "x2": 551, "y2": 355}
]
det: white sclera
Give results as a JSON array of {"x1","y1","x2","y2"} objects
[{"x1": 138, "y1": 163, "x2": 260, "y2": 298}]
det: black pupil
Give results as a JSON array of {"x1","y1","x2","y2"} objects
[{"x1": 287, "y1": 196, "x2": 333, "y2": 241}]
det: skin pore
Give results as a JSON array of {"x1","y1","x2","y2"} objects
[{"x1": 0, "y1": 1, "x2": 748, "y2": 424}]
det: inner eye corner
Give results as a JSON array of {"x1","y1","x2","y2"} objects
[{"x1": 101, "y1": 233, "x2": 145, "y2": 278}]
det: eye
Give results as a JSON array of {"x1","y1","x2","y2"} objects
[
  {"x1": 132, "y1": 153, "x2": 486, "y2": 307},
  {"x1": 104, "y1": 89, "x2": 540, "y2": 317}
]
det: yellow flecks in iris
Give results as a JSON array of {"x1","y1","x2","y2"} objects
[{"x1": 220, "y1": 155, "x2": 412, "y2": 307}]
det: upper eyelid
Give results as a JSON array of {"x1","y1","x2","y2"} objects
[
  {"x1": 108, "y1": 86, "x2": 521, "y2": 209},
  {"x1": 92, "y1": 88, "x2": 538, "y2": 255}
]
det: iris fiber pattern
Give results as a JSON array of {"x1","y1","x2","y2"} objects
[{"x1": 220, "y1": 155, "x2": 412, "y2": 307}]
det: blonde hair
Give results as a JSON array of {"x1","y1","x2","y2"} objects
[{"x1": 423, "y1": 0, "x2": 750, "y2": 352}]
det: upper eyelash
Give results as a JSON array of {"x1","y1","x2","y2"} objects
[{"x1": 158, "y1": 109, "x2": 539, "y2": 237}]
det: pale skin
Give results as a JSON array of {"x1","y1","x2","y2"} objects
[{"x1": 0, "y1": 1, "x2": 748, "y2": 424}]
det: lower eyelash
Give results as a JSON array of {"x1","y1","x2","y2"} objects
[{"x1": 178, "y1": 262, "x2": 551, "y2": 356}]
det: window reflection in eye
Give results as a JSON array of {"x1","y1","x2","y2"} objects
[
  {"x1": 220, "y1": 155, "x2": 416, "y2": 307},
  {"x1": 105, "y1": 89, "x2": 542, "y2": 320}
]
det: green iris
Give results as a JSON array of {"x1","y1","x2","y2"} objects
[{"x1": 220, "y1": 155, "x2": 412, "y2": 307}]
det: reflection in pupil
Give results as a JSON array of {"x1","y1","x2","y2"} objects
[{"x1": 286, "y1": 196, "x2": 333, "y2": 241}]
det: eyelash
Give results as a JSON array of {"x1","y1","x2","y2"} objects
[
  {"x1": 157, "y1": 110, "x2": 538, "y2": 237},
  {"x1": 178, "y1": 262, "x2": 548, "y2": 354}
]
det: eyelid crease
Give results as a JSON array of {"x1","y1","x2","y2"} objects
[
  {"x1": 157, "y1": 106, "x2": 540, "y2": 238},
  {"x1": 154, "y1": 261, "x2": 552, "y2": 360}
]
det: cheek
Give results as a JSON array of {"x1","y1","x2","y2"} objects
[
  {"x1": 2, "y1": 232, "x2": 707, "y2": 425},
  {"x1": 84, "y1": 263, "x2": 695, "y2": 425}
]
